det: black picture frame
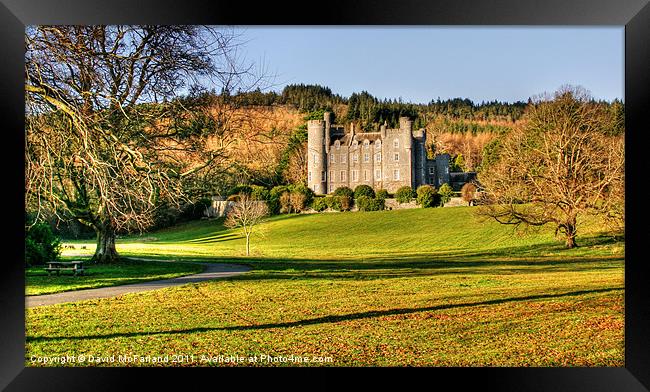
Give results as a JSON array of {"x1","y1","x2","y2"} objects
[{"x1": 3, "y1": 0, "x2": 648, "y2": 390}]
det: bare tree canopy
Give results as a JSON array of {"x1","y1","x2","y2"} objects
[
  {"x1": 25, "y1": 25, "x2": 264, "y2": 263},
  {"x1": 477, "y1": 86, "x2": 624, "y2": 248},
  {"x1": 224, "y1": 194, "x2": 269, "y2": 256}
]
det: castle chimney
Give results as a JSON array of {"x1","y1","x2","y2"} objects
[{"x1": 380, "y1": 121, "x2": 387, "y2": 138}]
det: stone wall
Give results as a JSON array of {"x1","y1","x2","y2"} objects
[
  {"x1": 204, "y1": 197, "x2": 235, "y2": 218},
  {"x1": 384, "y1": 198, "x2": 418, "y2": 210},
  {"x1": 443, "y1": 197, "x2": 468, "y2": 207}
]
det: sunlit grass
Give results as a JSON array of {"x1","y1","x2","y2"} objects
[
  {"x1": 26, "y1": 207, "x2": 624, "y2": 366},
  {"x1": 26, "y1": 258, "x2": 203, "y2": 296}
]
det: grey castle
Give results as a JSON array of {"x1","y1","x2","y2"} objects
[{"x1": 307, "y1": 112, "x2": 450, "y2": 195}]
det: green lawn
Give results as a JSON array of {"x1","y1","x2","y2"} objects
[
  {"x1": 25, "y1": 207, "x2": 624, "y2": 367},
  {"x1": 26, "y1": 258, "x2": 203, "y2": 296}
]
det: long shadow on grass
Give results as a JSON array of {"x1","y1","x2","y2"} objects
[
  {"x1": 27, "y1": 286, "x2": 623, "y2": 343},
  {"x1": 124, "y1": 254, "x2": 623, "y2": 282}
]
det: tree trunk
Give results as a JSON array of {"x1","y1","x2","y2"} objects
[
  {"x1": 564, "y1": 220, "x2": 578, "y2": 249},
  {"x1": 245, "y1": 233, "x2": 250, "y2": 256},
  {"x1": 92, "y1": 224, "x2": 119, "y2": 263}
]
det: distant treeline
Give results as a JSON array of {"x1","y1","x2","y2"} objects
[{"x1": 218, "y1": 83, "x2": 624, "y2": 136}]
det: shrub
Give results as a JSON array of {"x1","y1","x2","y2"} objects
[
  {"x1": 356, "y1": 195, "x2": 385, "y2": 211},
  {"x1": 338, "y1": 196, "x2": 353, "y2": 211},
  {"x1": 229, "y1": 184, "x2": 253, "y2": 196},
  {"x1": 376, "y1": 189, "x2": 389, "y2": 200},
  {"x1": 312, "y1": 197, "x2": 328, "y2": 212},
  {"x1": 268, "y1": 185, "x2": 289, "y2": 214},
  {"x1": 289, "y1": 192, "x2": 307, "y2": 213},
  {"x1": 25, "y1": 219, "x2": 61, "y2": 266},
  {"x1": 395, "y1": 186, "x2": 415, "y2": 203},
  {"x1": 325, "y1": 196, "x2": 342, "y2": 212},
  {"x1": 288, "y1": 183, "x2": 314, "y2": 207},
  {"x1": 416, "y1": 185, "x2": 438, "y2": 208},
  {"x1": 279, "y1": 192, "x2": 292, "y2": 213},
  {"x1": 354, "y1": 184, "x2": 375, "y2": 199},
  {"x1": 333, "y1": 186, "x2": 354, "y2": 198},
  {"x1": 250, "y1": 185, "x2": 270, "y2": 201},
  {"x1": 438, "y1": 183, "x2": 454, "y2": 206},
  {"x1": 461, "y1": 182, "x2": 478, "y2": 205}
]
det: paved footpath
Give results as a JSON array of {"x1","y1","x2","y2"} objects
[{"x1": 26, "y1": 260, "x2": 251, "y2": 308}]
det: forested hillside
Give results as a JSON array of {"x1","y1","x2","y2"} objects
[{"x1": 204, "y1": 84, "x2": 624, "y2": 176}]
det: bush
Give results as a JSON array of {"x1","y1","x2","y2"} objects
[
  {"x1": 229, "y1": 184, "x2": 253, "y2": 196},
  {"x1": 288, "y1": 183, "x2": 314, "y2": 207},
  {"x1": 279, "y1": 192, "x2": 293, "y2": 213},
  {"x1": 376, "y1": 189, "x2": 389, "y2": 200},
  {"x1": 325, "y1": 196, "x2": 342, "y2": 212},
  {"x1": 25, "y1": 219, "x2": 61, "y2": 266},
  {"x1": 438, "y1": 183, "x2": 454, "y2": 206},
  {"x1": 395, "y1": 186, "x2": 415, "y2": 203},
  {"x1": 461, "y1": 182, "x2": 478, "y2": 205},
  {"x1": 356, "y1": 195, "x2": 385, "y2": 211},
  {"x1": 354, "y1": 184, "x2": 375, "y2": 199},
  {"x1": 312, "y1": 197, "x2": 328, "y2": 212},
  {"x1": 338, "y1": 195, "x2": 353, "y2": 211},
  {"x1": 289, "y1": 192, "x2": 307, "y2": 212},
  {"x1": 267, "y1": 185, "x2": 289, "y2": 214},
  {"x1": 250, "y1": 185, "x2": 270, "y2": 201},
  {"x1": 333, "y1": 186, "x2": 354, "y2": 198},
  {"x1": 416, "y1": 185, "x2": 438, "y2": 208}
]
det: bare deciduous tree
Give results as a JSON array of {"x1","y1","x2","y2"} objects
[
  {"x1": 224, "y1": 194, "x2": 269, "y2": 256},
  {"x1": 477, "y1": 86, "x2": 624, "y2": 248},
  {"x1": 25, "y1": 25, "x2": 265, "y2": 263}
]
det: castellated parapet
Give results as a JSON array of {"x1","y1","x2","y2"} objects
[{"x1": 307, "y1": 112, "x2": 451, "y2": 195}]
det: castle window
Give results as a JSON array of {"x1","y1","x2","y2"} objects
[
  {"x1": 353, "y1": 154, "x2": 358, "y2": 163},
  {"x1": 394, "y1": 153, "x2": 400, "y2": 161},
  {"x1": 352, "y1": 140, "x2": 358, "y2": 149},
  {"x1": 364, "y1": 153, "x2": 369, "y2": 162},
  {"x1": 393, "y1": 169, "x2": 400, "y2": 180},
  {"x1": 313, "y1": 153, "x2": 318, "y2": 165},
  {"x1": 330, "y1": 154, "x2": 335, "y2": 163},
  {"x1": 335, "y1": 140, "x2": 341, "y2": 150},
  {"x1": 340, "y1": 171, "x2": 346, "y2": 181},
  {"x1": 329, "y1": 184, "x2": 334, "y2": 193},
  {"x1": 394, "y1": 139, "x2": 399, "y2": 148},
  {"x1": 341, "y1": 154, "x2": 347, "y2": 163},
  {"x1": 352, "y1": 170, "x2": 358, "y2": 182},
  {"x1": 429, "y1": 167, "x2": 435, "y2": 175},
  {"x1": 363, "y1": 139, "x2": 370, "y2": 149},
  {"x1": 375, "y1": 153, "x2": 381, "y2": 162},
  {"x1": 375, "y1": 169, "x2": 381, "y2": 180},
  {"x1": 364, "y1": 170, "x2": 368, "y2": 181},
  {"x1": 375, "y1": 140, "x2": 382, "y2": 149},
  {"x1": 321, "y1": 171, "x2": 326, "y2": 181},
  {"x1": 308, "y1": 171, "x2": 312, "y2": 182}
]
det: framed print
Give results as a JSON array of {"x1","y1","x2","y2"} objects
[{"x1": 3, "y1": 0, "x2": 649, "y2": 390}]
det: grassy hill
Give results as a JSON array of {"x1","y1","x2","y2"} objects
[
  {"x1": 27, "y1": 207, "x2": 624, "y2": 367},
  {"x1": 110, "y1": 206, "x2": 622, "y2": 261}
]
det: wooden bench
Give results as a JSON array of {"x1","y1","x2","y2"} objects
[{"x1": 45, "y1": 261, "x2": 86, "y2": 276}]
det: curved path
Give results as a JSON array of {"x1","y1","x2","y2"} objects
[{"x1": 26, "y1": 260, "x2": 251, "y2": 308}]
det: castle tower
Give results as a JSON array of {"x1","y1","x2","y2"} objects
[
  {"x1": 324, "y1": 111, "x2": 332, "y2": 154},
  {"x1": 412, "y1": 128, "x2": 427, "y2": 187},
  {"x1": 307, "y1": 119, "x2": 327, "y2": 194},
  {"x1": 399, "y1": 116, "x2": 414, "y2": 189}
]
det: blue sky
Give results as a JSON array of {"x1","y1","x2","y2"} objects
[{"x1": 233, "y1": 27, "x2": 624, "y2": 103}]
